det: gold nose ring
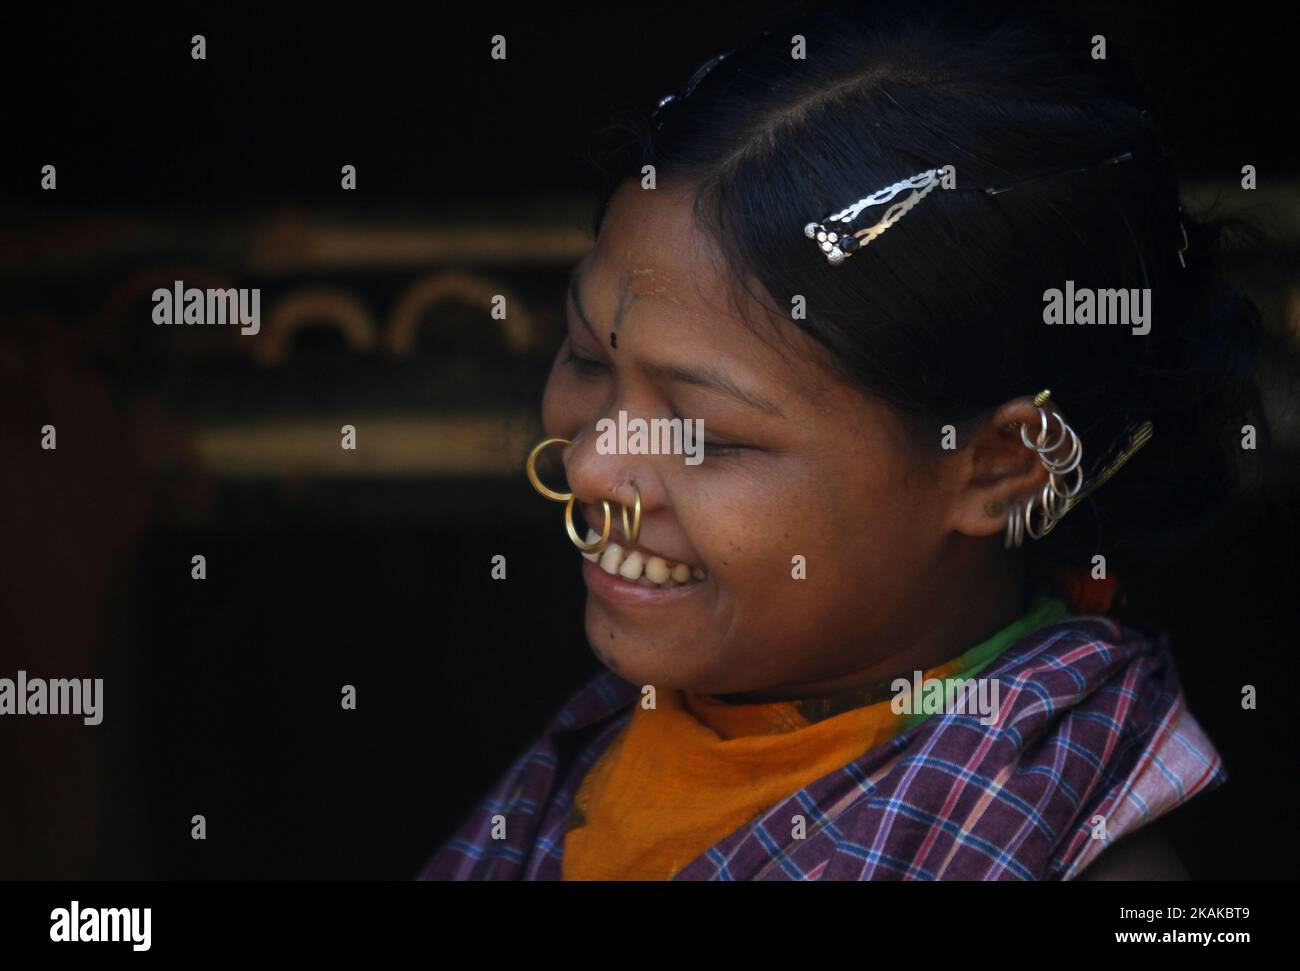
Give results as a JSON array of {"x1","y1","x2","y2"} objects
[
  {"x1": 526, "y1": 436, "x2": 635, "y2": 556},
  {"x1": 565, "y1": 496, "x2": 611, "y2": 553},
  {"x1": 526, "y1": 437, "x2": 574, "y2": 502},
  {"x1": 621, "y1": 482, "x2": 641, "y2": 546}
]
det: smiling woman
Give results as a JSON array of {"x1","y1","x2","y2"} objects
[{"x1": 419, "y1": 1, "x2": 1267, "y2": 881}]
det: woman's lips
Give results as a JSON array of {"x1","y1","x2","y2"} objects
[{"x1": 582, "y1": 556, "x2": 707, "y2": 606}]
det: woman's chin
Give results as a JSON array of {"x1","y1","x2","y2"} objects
[{"x1": 583, "y1": 626, "x2": 714, "y2": 690}]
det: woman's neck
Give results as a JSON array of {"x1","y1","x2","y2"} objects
[{"x1": 713, "y1": 541, "x2": 1026, "y2": 705}]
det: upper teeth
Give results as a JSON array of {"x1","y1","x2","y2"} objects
[{"x1": 584, "y1": 530, "x2": 707, "y2": 586}]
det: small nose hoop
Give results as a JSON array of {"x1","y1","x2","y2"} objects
[{"x1": 526, "y1": 437, "x2": 642, "y2": 555}]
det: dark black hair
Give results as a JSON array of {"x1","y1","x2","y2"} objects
[{"x1": 586, "y1": 0, "x2": 1273, "y2": 561}]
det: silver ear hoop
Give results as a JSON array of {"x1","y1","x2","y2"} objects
[
  {"x1": 1022, "y1": 408, "x2": 1070, "y2": 454},
  {"x1": 1040, "y1": 426, "x2": 1082, "y2": 474},
  {"x1": 1022, "y1": 493, "x2": 1051, "y2": 541},
  {"x1": 1047, "y1": 463, "x2": 1085, "y2": 501},
  {"x1": 1019, "y1": 408, "x2": 1048, "y2": 450},
  {"x1": 1041, "y1": 480, "x2": 1070, "y2": 519},
  {"x1": 1004, "y1": 498, "x2": 1026, "y2": 549}
]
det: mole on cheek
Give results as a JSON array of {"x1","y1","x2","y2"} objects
[{"x1": 610, "y1": 331, "x2": 617, "y2": 349}]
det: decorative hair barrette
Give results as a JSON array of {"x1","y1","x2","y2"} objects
[
  {"x1": 804, "y1": 165, "x2": 954, "y2": 265},
  {"x1": 803, "y1": 151, "x2": 1185, "y2": 268}
]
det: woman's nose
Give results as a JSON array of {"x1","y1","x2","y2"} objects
[{"x1": 564, "y1": 427, "x2": 655, "y2": 524}]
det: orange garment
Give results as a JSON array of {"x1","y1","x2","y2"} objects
[
  {"x1": 559, "y1": 599, "x2": 1065, "y2": 881},
  {"x1": 561, "y1": 694, "x2": 887, "y2": 880}
]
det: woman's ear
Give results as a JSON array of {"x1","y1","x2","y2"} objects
[{"x1": 943, "y1": 395, "x2": 1062, "y2": 539}]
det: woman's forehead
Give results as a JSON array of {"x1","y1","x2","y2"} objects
[{"x1": 590, "y1": 183, "x2": 729, "y2": 303}]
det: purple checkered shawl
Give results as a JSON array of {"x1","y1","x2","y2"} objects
[{"x1": 419, "y1": 614, "x2": 1225, "y2": 880}]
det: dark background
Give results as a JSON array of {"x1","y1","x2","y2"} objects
[{"x1": 2, "y1": 1, "x2": 1297, "y2": 879}]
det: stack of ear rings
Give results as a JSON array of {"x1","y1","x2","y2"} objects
[
  {"x1": 1005, "y1": 389, "x2": 1083, "y2": 548},
  {"x1": 1005, "y1": 389, "x2": 1155, "y2": 549},
  {"x1": 526, "y1": 437, "x2": 640, "y2": 557}
]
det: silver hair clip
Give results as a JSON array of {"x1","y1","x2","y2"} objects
[
  {"x1": 652, "y1": 49, "x2": 735, "y2": 124},
  {"x1": 651, "y1": 33, "x2": 771, "y2": 131},
  {"x1": 804, "y1": 165, "x2": 953, "y2": 265}
]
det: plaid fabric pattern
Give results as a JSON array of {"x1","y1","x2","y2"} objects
[{"x1": 419, "y1": 615, "x2": 1224, "y2": 880}]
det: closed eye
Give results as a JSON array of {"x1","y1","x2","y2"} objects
[
  {"x1": 685, "y1": 421, "x2": 751, "y2": 458},
  {"x1": 563, "y1": 340, "x2": 610, "y2": 378},
  {"x1": 701, "y1": 440, "x2": 750, "y2": 458}
]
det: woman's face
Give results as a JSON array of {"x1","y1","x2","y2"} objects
[{"x1": 541, "y1": 180, "x2": 1023, "y2": 697}]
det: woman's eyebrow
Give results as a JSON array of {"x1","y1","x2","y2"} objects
[{"x1": 638, "y1": 360, "x2": 786, "y2": 418}]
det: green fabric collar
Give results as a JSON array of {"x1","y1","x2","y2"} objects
[{"x1": 897, "y1": 593, "x2": 1071, "y2": 730}]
